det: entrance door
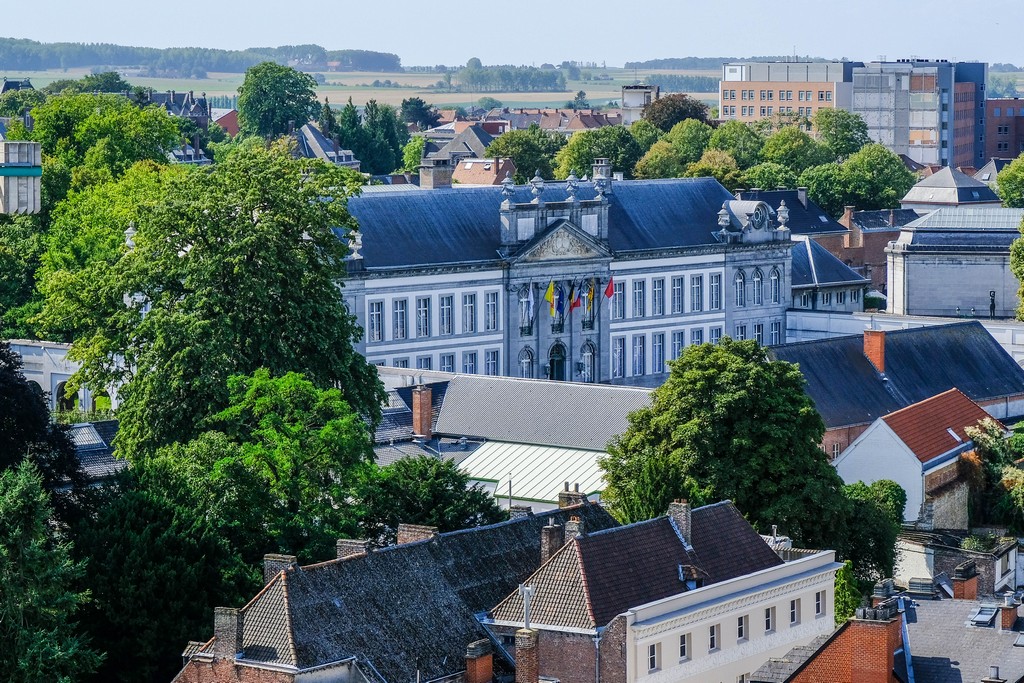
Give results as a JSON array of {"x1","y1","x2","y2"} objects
[{"x1": 549, "y1": 343, "x2": 567, "y2": 381}]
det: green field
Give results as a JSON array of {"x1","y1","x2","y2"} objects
[{"x1": 4, "y1": 67, "x2": 719, "y2": 109}]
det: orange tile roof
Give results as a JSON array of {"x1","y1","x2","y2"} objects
[
  {"x1": 881, "y1": 388, "x2": 1000, "y2": 463},
  {"x1": 451, "y1": 158, "x2": 517, "y2": 186}
]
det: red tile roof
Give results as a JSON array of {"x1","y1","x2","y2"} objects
[
  {"x1": 881, "y1": 388, "x2": 999, "y2": 463},
  {"x1": 451, "y1": 158, "x2": 517, "y2": 186}
]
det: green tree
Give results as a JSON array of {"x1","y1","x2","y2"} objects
[
  {"x1": 797, "y1": 162, "x2": 848, "y2": 217},
  {"x1": 567, "y1": 90, "x2": 590, "y2": 110},
  {"x1": 841, "y1": 480, "x2": 905, "y2": 582},
  {"x1": 641, "y1": 93, "x2": 710, "y2": 132},
  {"x1": 664, "y1": 119, "x2": 713, "y2": 165},
  {"x1": 759, "y1": 126, "x2": 834, "y2": 173},
  {"x1": 361, "y1": 99, "x2": 409, "y2": 174},
  {"x1": 742, "y1": 162, "x2": 798, "y2": 190},
  {"x1": 997, "y1": 154, "x2": 1024, "y2": 208},
  {"x1": 628, "y1": 119, "x2": 662, "y2": 154},
  {"x1": 708, "y1": 120, "x2": 764, "y2": 169},
  {"x1": 57, "y1": 143, "x2": 383, "y2": 460},
  {"x1": 840, "y1": 143, "x2": 915, "y2": 211},
  {"x1": 813, "y1": 109, "x2": 871, "y2": 160},
  {"x1": 237, "y1": 61, "x2": 319, "y2": 139},
  {"x1": 477, "y1": 96, "x2": 502, "y2": 110},
  {"x1": 554, "y1": 126, "x2": 642, "y2": 179},
  {"x1": 0, "y1": 87, "x2": 46, "y2": 117},
  {"x1": 401, "y1": 136, "x2": 427, "y2": 173},
  {"x1": 684, "y1": 149, "x2": 743, "y2": 190},
  {"x1": 0, "y1": 215, "x2": 47, "y2": 338},
  {"x1": 319, "y1": 96, "x2": 338, "y2": 136},
  {"x1": 633, "y1": 140, "x2": 685, "y2": 179},
  {"x1": 357, "y1": 456, "x2": 506, "y2": 546},
  {"x1": 834, "y1": 561, "x2": 861, "y2": 625},
  {"x1": 600, "y1": 338, "x2": 849, "y2": 550},
  {"x1": 400, "y1": 96, "x2": 440, "y2": 130},
  {"x1": 0, "y1": 461, "x2": 101, "y2": 681},
  {"x1": 486, "y1": 127, "x2": 558, "y2": 183},
  {"x1": 79, "y1": 71, "x2": 133, "y2": 93}
]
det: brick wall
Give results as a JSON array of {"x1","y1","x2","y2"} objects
[
  {"x1": 173, "y1": 658, "x2": 295, "y2": 683},
  {"x1": 790, "y1": 616, "x2": 901, "y2": 683},
  {"x1": 598, "y1": 616, "x2": 628, "y2": 683},
  {"x1": 927, "y1": 478, "x2": 969, "y2": 532},
  {"x1": 822, "y1": 424, "x2": 870, "y2": 460}
]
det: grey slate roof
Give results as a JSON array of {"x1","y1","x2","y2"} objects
[
  {"x1": 70, "y1": 420, "x2": 126, "y2": 481},
  {"x1": 768, "y1": 321, "x2": 1024, "y2": 428},
  {"x1": 224, "y1": 503, "x2": 619, "y2": 681},
  {"x1": 974, "y1": 157, "x2": 1013, "y2": 183},
  {"x1": 735, "y1": 189, "x2": 849, "y2": 236},
  {"x1": 893, "y1": 207, "x2": 1024, "y2": 252},
  {"x1": 902, "y1": 166, "x2": 1001, "y2": 205},
  {"x1": 432, "y1": 375, "x2": 651, "y2": 450},
  {"x1": 344, "y1": 178, "x2": 736, "y2": 271},
  {"x1": 849, "y1": 208, "x2": 920, "y2": 232},
  {"x1": 750, "y1": 633, "x2": 832, "y2": 682},
  {"x1": 790, "y1": 237, "x2": 868, "y2": 289}
]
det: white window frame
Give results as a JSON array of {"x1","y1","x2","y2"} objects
[
  {"x1": 690, "y1": 275, "x2": 703, "y2": 313},
  {"x1": 633, "y1": 280, "x2": 646, "y2": 319},
  {"x1": 709, "y1": 624, "x2": 720, "y2": 653},
  {"x1": 462, "y1": 351, "x2": 477, "y2": 374},
  {"x1": 671, "y1": 276, "x2": 685, "y2": 314},
  {"x1": 462, "y1": 293, "x2": 476, "y2": 333},
  {"x1": 709, "y1": 274, "x2": 722, "y2": 310},
  {"x1": 440, "y1": 353, "x2": 455, "y2": 373},
  {"x1": 790, "y1": 598, "x2": 801, "y2": 625},
  {"x1": 439, "y1": 295, "x2": 454, "y2": 335},
  {"x1": 770, "y1": 321, "x2": 781, "y2": 346},
  {"x1": 672, "y1": 331, "x2": 685, "y2": 359},
  {"x1": 652, "y1": 278, "x2": 665, "y2": 316},
  {"x1": 484, "y1": 291, "x2": 499, "y2": 331},
  {"x1": 612, "y1": 337, "x2": 625, "y2": 378},
  {"x1": 691, "y1": 328, "x2": 703, "y2": 346},
  {"x1": 368, "y1": 300, "x2": 384, "y2": 342},
  {"x1": 737, "y1": 614, "x2": 748, "y2": 642},
  {"x1": 632, "y1": 335, "x2": 646, "y2": 376},
  {"x1": 752, "y1": 270, "x2": 763, "y2": 306},
  {"x1": 416, "y1": 297, "x2": 431, "y2": 338},
  {"x1": 734, "y1": 271, "x2": 746, "y2": 307},
  {"x1": 765, "y1": 606, "x2": 775, "y2": 633},
  {"x1": 392, "y1": 299, "x2": 408, "y2": 340},
  {"x1": 652, "y1": 333, "x2": 665, "y2": 373},
  {"x1": 612, "y1": 282, "x2": 625, "y2": 320},
  {"x1": 770, "y1": 268, "x2": 781, "y2": 304},
  {"x1": 816, "y1": 590, "x2": 826, "y2": 617}
]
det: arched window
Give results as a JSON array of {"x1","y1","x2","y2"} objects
[
  {"x1": 519, "y1": 347, "x2": 534, "y2": 379},
  {"x1": 752, "y1": 269, "x2": 763, "y2": 306},
  {"x1": 55, "y1": 381, "x2": 76, "y2": 412},
  {"x1": 549, "y1": 343, "x2": 567, "y2": 382},
  {"x1": 734, "y1": 271, "x2": 746, "y2": 307},
  {"x1": 580, "y1": 342, "x2": 596, "y2": 383},
  {"x1": 769, "y1": 268, "x2": 781, "y2": 304}
]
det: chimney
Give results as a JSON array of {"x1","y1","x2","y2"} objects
[
  {"x1": 999, "y1": 598, "x2": 1018, "y2": 632},
  {"x1": 592, "y1": 157, "x2": 612, "y2": 186},
  {"x1": 465, "y1": 640, "x2": 493, "y2": 683},
  {"x1": 863, "y1": 329, "x2": 885, "y2": 374},
  {"x1": 889, "y1": 209, "x2": 896, "y2": 227},
  {"x1": 412, "y1": 384, "x2": 433, "y2": 439},
  {"x1": 982, "y1": 666, "x2": 1007, "y2": 683},
  {"x1": 796, "y1": 186, "x2": 808, "y2": 208},
  {"x1": 557, "y1": 481, "x2": 586, "y2": 508},
  {"x1": 336, "y1": 538, "x2": 370, "y2": 559},
  {"x1": 514, "y1": 629, "x2": 539, "y2": 683},
  {"x1": 509, "y1": 505, "x2": 533, "y2": 520},
  {"x1": 419, "y1": 157, "x2": 453, "y2": 190},
  {"x1": 212, "y1": 607, "x2": 242, "y2": 659},
  {"x1": 849, "y1": 601, "x2": 904, "y2": 682},
  {"x1": 263, "y1": 553, "x2": 296, "y2": 585},
  {"x1": 952, "y1": 560, "x2": 979, "y2": 600},
  {"x1": 540, "y1": 522, "x2": 565, "y2": 565},
  {"x1": 397, "y1": 523, "x2": 438, "y2": 545},
  {"x1": 668, "y1": 499, "x2": 692, "y2": 546},
  {"x1": 840, "y1": 205, "x2": 855, "y2": 229},
  {"x1": 565, "y1": 515, "x2": 585, "y2": 538}
]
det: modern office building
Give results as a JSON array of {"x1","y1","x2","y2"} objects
[
  {"x1": 985, "y1": 98, "x2": 1024, "y2": 159},
  {"x1": 719, "y1": 61, "x2": 857, "y2": 123}
]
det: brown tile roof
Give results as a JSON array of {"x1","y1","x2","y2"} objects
[
  {"x1": 880, "y1": 388, "x2": 999, "y2": 463},
  {"x1": 452, "y1": 158, "x2": 517, "y2": 186}
]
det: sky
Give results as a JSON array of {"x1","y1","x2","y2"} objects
[{"x1": 6, "y1": 0, "x2": 1024, "y2": 68}]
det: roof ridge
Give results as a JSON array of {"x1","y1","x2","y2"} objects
[
  {"x1": 572, "y1": 539, "x2": 598, "y2": 628},
  {"x1": 280, "y1": 569, "x2": 299, "y2": 667},
  {"x1": 240, "y1": 571, "x2": 285, "y2": 613},
  {"x1": 584, "y1": 515, "x2": 667, "y2": 538}
]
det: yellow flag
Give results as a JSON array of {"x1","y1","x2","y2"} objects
[{"x1": 544, "y1": 281, "x2": 555, "y2": 315}]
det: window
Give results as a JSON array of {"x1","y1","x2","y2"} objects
[
  {"x1": 612, "y1": 337, "x2": 625, "y2": 378},
  {"x1": 647, "y1": 643, "x2": 659, "y2": 672},
  {"x1": 484, "y1": 349, "x2": 499, "y2": 376},
  {"x1": 632, "y1": 335, "x2": 646, "y2": 376},
  {"x1": 652, "y1": 333, "x2": 665, "y2": 373},
  {"x1": 581, "y1": 343, "x2": 595, "y2": 383},
  {"x1": 439, "y1": 295, "x2": 454, "y2": 335},
  {"x1": 765, "y1": 606, "x2": 776, "y2": 633},
  {"x1": 735, "y1": 324, "x2": 747, "y2": 340},
  {"x1": 1001, "y1": 552, "x2": 1011, "y2": 576},
  {"x1": 818, "y1": 90, "x2": 825, "y2": 101},
  {"x1": 798, "y1": 90, "x2": 805, "y2": 101},
  {"x1": 671, "y1": 276, "x2": 685, "y2": 314},
  {"x1": 710, "y1": 327, "x2": 722, "y2": 344},
  {"x1": 800, "y1": 292, "x2": 810, "y2": 308},
  {"x1": 737, "y1": 615, "x2": 748, "y2": 641},
  {"x1": 416, "y1": 356, "x2": 432, "y2": 370},
  {"x1": 440, "y1": 353, "x2": 455, "y2": 373},
  {"x1": 770, "y1": 321, "x2": 781, "y2": 346},
  {"x1": 709, "y1": 274, "x2": 721, "y2": 310},
  {"x1": 754, "y1": 323, "x2": 764, "y2": 345},
  {"x1": 767, "y1": 90, "x2": 774, "y2": 101},
  {"x1": 852, "y1": 288, "x2": 859, "y2": 303},
  {"x1": 368, "y1": 301, "x2": 384, "y2": 342},
  {"x1": 485, "y1": 292, "x2": 499, "y2": 331},
  {"x1": 752, "y1": 270, "x2": 763, "y2": 305},
  {"x1": 760, "y1": 89, "x2": 766, "y2": 100},
  {"x1": 760, "y1": 106, "x2": 767, "y2": 117},
  {"x1": 825, "y1": 91, "x2": 832, "y2": 101},
  {"x1": 633, "y1": 280, "x2": 646, "y2": 318},
  {"x1": 766, "y1": 106, "x2": 773, "y2": 116},
  {"x1": 815, "y1": 590, "x2": 826, "y2": 617},
  {"x1": 393, "y1": 299, "x2": 408, "y2": 340},
  {"x1": 652, "y1": 278, "x2": 665, "y2": 316},
  {"x1": 462, "y1": 351, "x2": 477, "y2": 374},
  {"x1": 679, "y1": 633, "x2": 689, "y2": 661},
  {"x1": 612, "y1": 282, "x2": 625, "y2": 320},
  {"x1": 709, "y1": 624, "x2": 720, "y2": 652},
  {"x1": 734, "y1": 271, "x2": 746, "y2": 307},
  {"x1": 691, "y1": 328, "x2": 704, "y2": 346},
  {"x1": 462, "y1": 294, "x2": 476, "y2": 333},
  {"x1": 519, "y1": 348, "x2": 534, "y2": 378},
  {"x1": 691, "y1": 275, "x2": 704, "y2": 312},
  {"x1": 393, "y1": 358, "x2": 409, "y2": 368},
  {"x1": 416, "y1": 297, "x2": 431, "y2": 338},
  {"x1": 790, "y1": 598, "x2": 801, "y2": 625},
  {"x1": 672, "y1": 331, "x2": 685, "y2": 358},
  {"x1": 837, "y1": 291, "x2": 846, "y2": 305},
  {"x1": 822, "y1": 291, "x2": 832, "y2": 305}
]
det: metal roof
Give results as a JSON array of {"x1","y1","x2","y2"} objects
[
  {"x1": 735, "y1": 189, "x2": 849, "y2": 236},
  {"x1": 902, "y1": 166, "x2": 1001, "y2": 205},
  {"x1": 459, "y1": 441, "x2": 606, "y2": 504},
  {"x1": 790, "y1": 236, "x2": 868, "y2": 289},
  {"x1": 904, "y1": 206, "x2": 1024, "y2": 230}
]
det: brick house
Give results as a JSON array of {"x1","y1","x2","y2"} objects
[
  {"x1": 834, "y1": 207, "x2": 920, "y2": 292},
  {"x1": 483, "y1": 501, "x2": 842, "y2": 683}
]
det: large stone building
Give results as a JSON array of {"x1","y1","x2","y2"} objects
[{"x1": 343, "y1": 164, "x2": 797, "y2": 384}]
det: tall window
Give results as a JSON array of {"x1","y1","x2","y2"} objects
[
  {"x1": 735, "y1": 324, "x2": 747, "y2": 341},
  {"x1": 368, "y1": 301, "x2": 383, "y2": 342},
  {"x1": 647, "y1": 643, "x2": 658, "y2": 672},
  {"x1": 632, "y1": 335, "x2": 646, "y2": 376},
  {"x1": 462, "y1": 294, "x2": 476, "y2": 333},
  {"x1": 815, "y1": 590, "x2": 826, "y2": 617},
  {"x1": 392, "y1": 299, "x2": 408, "y2": 340},
  {"x1": 652, "y1": 278, "x2": 665, "y2": 316},
  {"x1": 672, "y1": 331, "x2": 685, "y2": 359},
  {"x1": 393, "y1": 358, "x2": 409, "y2": 368},
  {"x1": 790, "y1": 598, "x2": 801, "y2": 625},
  {"x1": 581, "y1": 342, "x2": 596, "y2": 383},
  {"x1": 484, "y1": 349, "x2": 499, "y2": 376},
  {"x1": 710, "y1": 327, "x2": 722, "y2": 344},
  {"x1": 671, "y1": 276, "x2": 685, "y2": 314},
  {"x1": 737, "y1": 615, "x2": 748, "y2": 641},
  {"x1": 439, "y1": 295, "x2": 454, "y2": 335},
  {"x1": 612, "y1": 282, "x2": 625, "y2": 320},
  {"x1": 416, "y1": 297, "x2": 431, "y2": 338},
  {"x1": 440, "y1": 353, "x2": 455, "y2": 373},
  {"x1": 679, "y1": 633, "x2": 689, "y2": 660},
  {"x1": 690, "y1": 275, "x2": 703, "y2": 312},
  {"x1": 519, "y1": 348, "x2": 534, "y2": 378},
  {"x1": 709, "y1": 274, "x2": 722, "y2": 310},
  {"x1": 691, "y1": 328, "x2": 704, "y2": 346},
  {"x1": 734, "y1": 271, "x2": 746, "y2": 307},
  {"x1": 769, "y1": 268, "x2": 781, "y2": 304},
  {"x1": 612, "y1": 337, "x2": 626, "y2": 378},
  {"x1": 518, "y1": 286, "x2": 533, "y2": 333},
  {"x1": 462, "y1": 351, "x2": 477, "y2": 374},
  {"x1": 652, "y1": 333, "x2": 665, "y2": 373},
  {"x1": 709, "y1": 624, "x2": 720, "y2": 652},
  {"x1": 752, "y1": 270, "x2": 763, "y2": 306},
  {"x1": 754, "y1": 323, "x2": 764, "y2": 345},
  {"x1": 632, "y1": 280, "x2": 646, "y2": 318},
  {"x1": 485, "y1": 292, "x2": 499, "y2": 331},
  {"x1": 765, "y1": 606, "x2": 775, "y2": 633},
  {"x1": 416, "y1": 356, "x2": 432, "y2": 370},
  {"x1": 770, "y1": 321, "x2": 781, "y2": 345}
]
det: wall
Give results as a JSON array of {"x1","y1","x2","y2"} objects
[
  {"x1": 985, "y1": 99, "x2": 1024, "y2": 159},
  {"x1": 834, "y1": 423, "x2": 924, "y2": 522},
  {"x1": 925, "y1": 477, "x2": 969, "y2": 531},
  {"x1": 888, "y1": 250, "x2": 1018, "y2": 318},
  {"x1": 822, "y1": 423, "x2": 871, "y2": 461},
  {"x1": 8, "y1": 339, "x2": 116, "y2": 412},
  {"x1": 787, "y1": 616, "x2": 902, "y2": 683}
]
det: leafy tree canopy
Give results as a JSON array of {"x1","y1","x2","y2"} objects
[
  {"x1": 486, "y1": 126, "x2": 563, "y2": 183},
  {"x1": 708, "y1": 120, "x2": 764, "y2": 169},
  {"x1": 641, "y1": 93, "x2": 710, "y2": 132},
  {"x1": 997, "y1": 154, "x2": 1024, "y2": 208},
  {"x1": 633, "y1": 140, "x2": 685, "y2": 179},
  {"x1": 684, "y1": 149, "x2": 743, "y2": 191},
  {"x1": 554, "y1": 126, "x2": 642, "y2": 179},
  {"x1": 742, "y1": 162, "x2": 798, "y2": 191},
  {"x1": 812, "y1": 109, "x2": 871, "y2": 160},
  {"x1": 798, "y1": 144, "x2": 914, "y2": 218},
  {"x1": 237, "y1": 61, "x2": 319, "y2": 139},
  {"x1": 400, "y1": 96, "x2": 440, "y2": 130},
  {"x1": 401, "y1": 136, "x2": 427, "y2": 173},
  {"x1": 834, "y1": 560, "x2": 861, "y2": 625},
  {"x1": 664, "y1": 118, "x2": 713, "y2": 166},
  {"x1": 841, "y1": 480, "x2": 905, "y2": 582},
  {"x1": 628, "y1": 119, "x2": 662, "y2": 154},
  {"x1": 759, "y1": 126, "x2": 834, "y2": 173}
]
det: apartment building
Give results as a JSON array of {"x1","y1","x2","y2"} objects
[
  {"x1": 719, "y1": 62, "x2": 856, "y2": 123},
  {"x1": 985, "y1": 98, "x2": 1024, "y2": 159}
]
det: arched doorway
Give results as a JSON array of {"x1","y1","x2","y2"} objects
[
  {"x1": 549, "y1": 343, "x2": 567, "y2": 382},
  {"x1": 580, "y1": 342, "x2": 596, "y2": 383},
  {"x1": 55, "y1": 381, "x2": 76, "y2": 412}
]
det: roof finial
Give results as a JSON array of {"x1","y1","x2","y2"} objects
[
  {"x1": 501, "y1": 171, "x2": 515, "y2": 200},
  {"x1": 566, "y1": 169, "x2": 579, "y2": 202}
]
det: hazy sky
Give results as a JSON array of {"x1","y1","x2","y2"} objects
[{"x1": 7, "y1": 0, "x2": 1024, "y2": 67}]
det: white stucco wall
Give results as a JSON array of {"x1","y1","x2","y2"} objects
[{"x1": 834, "y1": 422, "x2": 924, "y2": 522}]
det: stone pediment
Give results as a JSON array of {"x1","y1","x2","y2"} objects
[{"x1": 515, "y1": 221, "x2": 609, "y2": 263}]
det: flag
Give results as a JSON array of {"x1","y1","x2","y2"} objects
[
  {"x1": 570, "y1": 282, "x2": 582, "y2": 312},
  {"x1": 544, "y1": 281, "x2": 555, "y2": 316},
  {"x1": 527, "y1": 285, "x2": 535, "y2": 323},
  {"x1": 587, "y1": 278, "x2": 595, "y2": 313},
  {"x1": 604, "y1": 277, "x2": 615, "y2": 299},
  {"x1": 555, "y1": 285, "x2": 565, "y2": 316},
  {"x1": 566, "y1": 282, "x2": 577, "y2": 315}
]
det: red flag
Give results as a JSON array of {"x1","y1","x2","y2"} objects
[
  {"x1": 604, "y1": 277, "x2": 615, "y2": 299},
  {"x1": 570, "y1": 289, "x2": 582, "y2": 311}
]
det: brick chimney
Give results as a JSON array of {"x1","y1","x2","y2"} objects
[
  {"x1": 336, "y1": 538, "x2": 370, "y2": 559},
  {"x1": 412, "y1": 385, "x2": 432, "y2": 439},
  {"x1": 864, "y1": 329, "x2": 885, "y2": 374},
  {"x1": 565, "y1": 515, "x2": 585, "y2": 538},
  {"x1": 796, "y1": 186, "x2": 808, "y2": 208},
  {"x1": 953, "y1": 560, "x2": 979, "y2": 600},
  {"x1": 540, "y1": 522, "x2": 565, "y2": 565},
  {"x1": 212, "y1": 607, "x2": 242, "y2": 659},
  {"x1": 515, "y1": 628, "x2": 539, "y2": 683},
  {"x1": 849, "y1": 602, "x2": 904, "y2": 683},
  {"x1": 509, "y1": 505, "x2": 533, "y2": 520},
  {"x1": 263, "y1": 553, "x2": 296, "y2": 585},
  {"x1": 557, "y1": 482, "x2": 586, "y2": 509},
  {"x1": 420, "y1": 157, "x2": 453, "y2": 190},
  {"x1": 397, "y1": 523, "x2": 439, "y2": 545},
  {"x1": 668, "y1": 499, "x2": 692, "y2": 546},
  {"x1": 839, "y1": 205, "x2": 856, "y2": 229},
  {"x1": 465, "y1": 640, "x2": 493, "y2": 683},
  {"x1": 1000, "y1": 597, "x2": 1018, "y2": 632}
]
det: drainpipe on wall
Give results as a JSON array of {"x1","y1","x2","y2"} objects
[{"x1": 593, "y1": 632, "x2": 602, "y2": 683}]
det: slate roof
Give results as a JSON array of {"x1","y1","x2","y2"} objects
[
  {"x1": 0, "y1": 77, "x2": 32, "y2": 93},
  {"x1": 974, "y1": 157, "x2": 1013, "y2": 184},
  {"x1": 432, "y1": 375, "x2": 651, "y2": 450},
  {"x1": 344, "y1": 178, "x2": 736, "y2": 270},
  {"x1": 428, "y1": 125, "x2": 494, "y2": 160},
  {"x1": 70, "y1": 420, "x2": 126, "y2": 481},
  {"x1": 294, "y1": 123, "x2": 359, "y2": 166},
  {"x1": 892, "y1": 207, "x2": 1024, "y2": 252},
  {"x1": 881, "y1": 388, "x2": 997, "y2": 464},
  {"x1": 901, "y1": 166, "x2": 1002, "y2": 206},
  {"x1": 750, "y1": 633, "x2": 833, "y2": 682},
  {"x1": 490, "y1": 501, "x2": 783, "y2": 630},
  {"x1": 790, "y1": 236, "x2": 868, "y2": 289},
  {"x1": 849, "y1": 208, "x2": 920, "y2": 232},
  {"x1": 214, "y1": 503, "x2": 618, "y2": 681},
  {"x1": 768, "y1": 322, "x2": 1024, "y2": 428},
  {"x1": 735, "y1": 189, "x2": 848, "y2": 236}
]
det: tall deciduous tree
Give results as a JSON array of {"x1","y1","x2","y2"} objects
[
  {"x1": 684, "y1": 149, "x2": 743, "y2": 190},
  {"x1": 237, "y1": 61, "x2": 319, "y2": 139},
  {"x1": 812, "y1": 109, "x2": 871, "y2": 160},
  {"x1": 486, "y1": 125, "x2": 563, "y2": 182},
  {"x1": 708, "y1": 120, "x2": 764, "y2": 169},
  {"x1": 554, "y1": 126, "x2": 642, "y2": 179},
  {"x1": 997, "y1": 154, "x2": 1024, "y2": 208},
  {"x1": 641, "y1": 93, "x2": 710, "y2": 132},
  {"x1": 799, "y1": 144, "x2": 914, "y2": 218},
  {"x1": 841, "y1": 480, "x2": 905, "y2": 582},
  {"x1": 628, "y1": 119, "x2": 662, "y2": 154},
  {"x1": 742, "y1": 162, "x2": 798, "y2": 190},
  {"x1": 664, "y1": 119, "x2": 713, "y2": 165},
  {"x1": 833, "y1": 561, "x2": 861, "y2": 625},
  {"x1": 759, "y1": 126, "x2": 834, "y2": 172},
  {"x1": 400, "y1": 97, "x2": 440, "y2": 130},
  {"x1": 633, "y1": 141, "x2": 686, "y2": 179}
]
